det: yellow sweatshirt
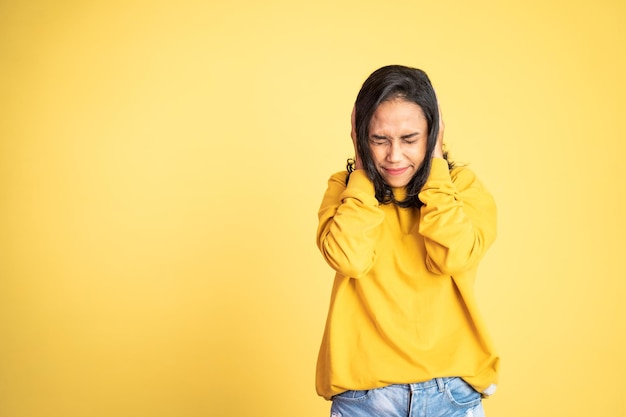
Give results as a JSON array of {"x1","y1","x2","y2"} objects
[{"x1": 315, "y1": 158, "x2": 499, "y2": 400}]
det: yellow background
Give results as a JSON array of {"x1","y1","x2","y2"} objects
[{"x1": 1, "y1": 0, "x2": 624, "y2": 416}]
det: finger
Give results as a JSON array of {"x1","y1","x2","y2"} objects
[{"x1": 350, "y1": 105, "x2": 357, "y2": 141}]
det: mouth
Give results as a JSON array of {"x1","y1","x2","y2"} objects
[{"x1": 383, "y1": 167, "x2": 409, "y2": 176}]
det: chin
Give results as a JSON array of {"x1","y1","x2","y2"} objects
[{"x1": 384, "y1": 178, "x2": 410, "y2": 188}]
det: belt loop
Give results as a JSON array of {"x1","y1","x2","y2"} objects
[{"x1": 435, "y1": 378, "x2": 444, "y2": 392}]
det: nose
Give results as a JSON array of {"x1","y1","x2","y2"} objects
[{"x1": 386, "y1": 140, "x2": 402, "y2": 163}]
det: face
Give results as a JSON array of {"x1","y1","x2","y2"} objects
[{"x1": 367, "y1": 99, "x2": 429, "y2": 188}]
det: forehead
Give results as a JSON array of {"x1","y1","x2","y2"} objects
[{"x1": 369, "y1": 99, "x2": 427, "y2": 130}]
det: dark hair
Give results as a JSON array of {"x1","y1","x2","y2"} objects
[{"x1": 353, "y1": 65, "x2": 452, "y2": 208}]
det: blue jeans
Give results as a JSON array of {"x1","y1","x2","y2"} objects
[{"x1": 330, "y1": 377, "x2": 485, "y2": 417}]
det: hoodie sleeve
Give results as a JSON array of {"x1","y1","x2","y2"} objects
[
  {"x1": 316, "y1": 170, "x2": 385, "y2": 279},
  {"x1": 418, "y1": 158, "x2": 497, "y2": 276}
]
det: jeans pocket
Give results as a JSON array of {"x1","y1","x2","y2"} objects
[
  {"x1": 444, "y1": 378, "x2": 482, "y2": 407},
  {"x1": 332, "y1": 389, "x2": 370, "y2": 401}
]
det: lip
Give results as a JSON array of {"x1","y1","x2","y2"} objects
[{"x1": 383, "y1": 167, "x2": 409, "y2": 176}]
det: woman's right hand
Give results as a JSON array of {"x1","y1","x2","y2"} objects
[{"x1": 351, "y1": 105, "x2": 363, "y2": 170}]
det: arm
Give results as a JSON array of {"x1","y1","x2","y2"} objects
[
  {"x1": 316, "y1": 170, "x2": 384, "y2": 278},
  {"x1": 418, "y1": 159, "x2": 497, "y2": 275}
]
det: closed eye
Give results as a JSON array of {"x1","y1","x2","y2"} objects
[
  {"x1": 401, "y1": 133, "x2": 419, "y2": 141},
  {"x1": 369, "y1": 135, "x2": 389, "y2": 146}
]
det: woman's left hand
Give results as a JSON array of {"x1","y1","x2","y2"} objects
[{"x1": 433, "y1": 101, "x2": 445, "y2": 159}]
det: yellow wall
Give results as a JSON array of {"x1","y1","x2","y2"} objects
[{"x1": 1, "y1": 1, "x2": 624, "y2": 416}]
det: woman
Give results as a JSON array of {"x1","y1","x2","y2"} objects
[{"x1": 315, "y1": 65, "x2": 499, "y2": 417}]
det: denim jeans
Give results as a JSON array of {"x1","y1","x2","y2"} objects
[{"x1": 329, "y1": 377, "x2": 485, "y2": 417}]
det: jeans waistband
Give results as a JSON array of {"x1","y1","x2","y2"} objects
[{"x1": 408, "y1": 377, "x2": 456, "y2": 392}]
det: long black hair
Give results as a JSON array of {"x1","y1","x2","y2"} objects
[{"x1": 353, "y1": 65, "x2": 452, "y2": 208}]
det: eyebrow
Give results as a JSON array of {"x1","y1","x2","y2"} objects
[{"x1": 371, "y1": 132, "x2": 420, "y2": 140}]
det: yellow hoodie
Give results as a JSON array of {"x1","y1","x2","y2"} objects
[{"x1": 316, "y1": 158, "x2": 499, "y2": 400}]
